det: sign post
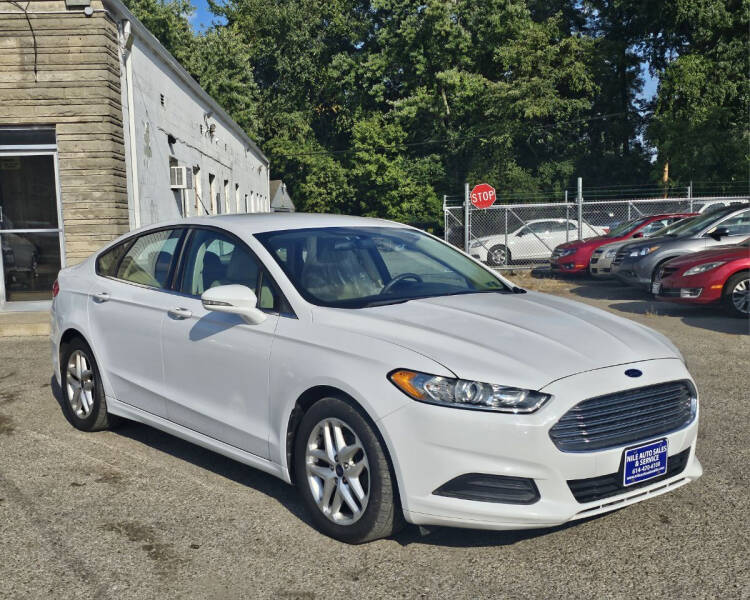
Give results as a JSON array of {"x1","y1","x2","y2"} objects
[{"x1": 464, "y1": 182, "x2": 470, "y2": 252}]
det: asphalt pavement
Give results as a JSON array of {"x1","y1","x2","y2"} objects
[{"x1": 0, "y1": 278, "x2": 748, "y2": 599}]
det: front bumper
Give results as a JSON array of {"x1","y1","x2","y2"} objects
[
  {"x1": 615, "y1": 257, "x2": 653, "y2": 289},
  {"x1": 590, "y1": 253, "x2": 616, "y2": 277},
  {"x1": 656, "y1": 273, "x2": 724, "y2": 305},
  {"x1": 380, "y1": 358, "x2": 700, "y2": 530}
]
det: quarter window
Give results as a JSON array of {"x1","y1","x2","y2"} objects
[
  {"x1": 96, "y1": 241, "x2": 129, "y2": 277},
  {"x1": 115, "y1": 229, "x2": 182, "y2": 288}
]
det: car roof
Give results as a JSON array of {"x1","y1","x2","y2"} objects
[{"x1": 128, "y1": 213, "x2": 405, "y2": 237}]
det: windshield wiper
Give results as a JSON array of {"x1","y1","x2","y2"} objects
[{"x1": 360, "y1": 297, "x2": 413, "y2": 308}]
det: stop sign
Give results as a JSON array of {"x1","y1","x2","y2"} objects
[{"x1": 470, "y1": 183, "x2": 496, "y2": 209}]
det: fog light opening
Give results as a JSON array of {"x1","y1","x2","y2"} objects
[{"x1": 680, "y1": 288, "x2": 702, "y2": 298}]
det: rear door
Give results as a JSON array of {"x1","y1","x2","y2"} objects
[
  {"x1": 160, "y1": 227, "x2": 283, "y2": 458},
  {"x1": 88, "y1": 228, "x2": 185, "y2": 417}
]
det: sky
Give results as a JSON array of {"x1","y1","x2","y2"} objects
[
  {"x1": 187, "y1": 0, "x2": 659, "y2": 101},
  {"x1": 188, "y1": 0, "x2": 219, "y2": 33}
]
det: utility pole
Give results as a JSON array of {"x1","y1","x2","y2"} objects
[
  {"x1": 464, "y1": 182, "x2": 470, "y2": 253},
  {"x1": 577, "y1": 177, "x2": 583, "y2": 240}
]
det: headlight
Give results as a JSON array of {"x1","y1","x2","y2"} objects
[
  {"x1": 556, "y1": 248, "x2": 576, "y2": 257},
  {"x1": 629, "y1": 245, "x2": 660, "y2": 257},
  {"x1": 683, "y1": 261, "x2": 726, "y2": 276},
  {"x1": 605, "y1": 248, "x2": 617, "y2": 257},
  {"x1": 388, "y1": 369, "x2": 551, "y2": 413},
  {"x1": 469, "y1": 240, "x2": 483, "y2": 249}
]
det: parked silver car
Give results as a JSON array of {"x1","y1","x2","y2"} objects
[
  {"x1": 613, "y1": 206, "x2": 750, "y2": 289},
  {"x1": 591, "y1": 216, "x2": 696, "y2": 278}
]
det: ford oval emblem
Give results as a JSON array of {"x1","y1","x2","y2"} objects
[{"x1": 625, "y1": 369, "x2": 643, "y2": 378}]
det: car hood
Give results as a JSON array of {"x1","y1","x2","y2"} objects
[
  {"x1": 558, "y1": 235, "x2": 623, "y2": 250},
  {"x1": 616, "y1": 234, "x2": 692, "y2": 254},
  {"x1": 663, "y1": 244, "x2": 750, "y2": 268},
  {"x1": 313, "y1": 292, "x2": 681, "y2": 390}
]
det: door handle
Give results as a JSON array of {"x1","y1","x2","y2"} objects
[
  {"x1": 93, "y1": 291, "x2": 110, "y2": 303},
  {"x1": 168, "y1": 307, "x2": 192, "y2": 320}
]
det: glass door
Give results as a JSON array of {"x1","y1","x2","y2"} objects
[{"x1": 0, "y1": 151, "x2": 64, "y2": 306}]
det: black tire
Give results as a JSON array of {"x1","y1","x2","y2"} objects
[
  {"x1": 722, "y1": 271, "x2": 750, "y2": 318},
  {"x1": 487, "y1": 244, "x2": 510, "y2": 267},
  {"x1": 650, "y1": 258, "x2": 675, "y2": 294},
  {"x1": 294, "y1": 396, "x2": 404, "y2": 543},
  {"x1": 59, "y1": 337, "x2": 117, "y2": 432}
]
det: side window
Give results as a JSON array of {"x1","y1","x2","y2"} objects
[
  {"x1": 96, "y1": 241, "x2": 129, "y2": 277},
  {"x1": 180, "y1": 229, "x2": 259, "y2": 295},
  {"x1": 640, "y1": 220, "x2": 666, "y2": 236},
  {"x1": 716, "y1": 211, "x2": 750, "y2": 236},
  {"x1": 179, "y1": 229, "x2": 281, "y2": 313},
  {"x1": 258, "y1": 271, "x2": 282, "y2": 311},
  {"x1": 115, "y1": 229, "x2": 182, "y2": 288}
]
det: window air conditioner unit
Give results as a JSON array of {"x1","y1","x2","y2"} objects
[{"x1": 170, "y1": 166, "x2": 191, "y2": 190}]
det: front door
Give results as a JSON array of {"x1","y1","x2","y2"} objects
[
  {"x1": 161, "y1": 227, "x2": 280, "y2": 458},
  {"x1": 0, "y1": 142, "x2": 64, "y2": 307}
]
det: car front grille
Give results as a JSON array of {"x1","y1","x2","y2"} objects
[
  {"x1": 549, "y1": 380, "x2": 696, "y2": 452},
  {"x1": 612, "y1": 248, "x2": 629, "y2": 265},
  {"x1": 567, "y1": 447, "x2": 690, "y2": 503}
]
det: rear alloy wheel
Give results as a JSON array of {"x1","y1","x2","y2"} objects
[
  {"x1": 60, "y1": 338, "x2": 116, "y2": 431},
  {"x1": 723, "y1": 272, "x2": 750, "y2": 318},
  {"x1": 294, "y1": 397, "x2": 403, "y2": 543},
  {"x1": 487, "y1": 244, "x2": 510, "y2": 267}
]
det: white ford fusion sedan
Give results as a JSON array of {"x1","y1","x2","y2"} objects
[{"x1": 51, "y1": 214, "x2": 702, "y2": 543}]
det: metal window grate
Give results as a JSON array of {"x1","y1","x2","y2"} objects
[{"x1": 549, "y1": 380, "x2": 696, "y2": 452}]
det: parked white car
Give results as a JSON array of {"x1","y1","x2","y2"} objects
[
  {"x1": 469, "y1": 219, "x2": 607, "y2": 265},
  {"x1": 51, "y1": 214, "x2": 701, "y2": 543}
]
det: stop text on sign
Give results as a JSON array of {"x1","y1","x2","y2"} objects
[{"x1": 470, "y1": 184, "x2": 496, "y2": 209}]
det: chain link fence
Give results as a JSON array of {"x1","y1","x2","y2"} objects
[{"x1": 445, "y1": 194, "x2": 749, "y2": 269}]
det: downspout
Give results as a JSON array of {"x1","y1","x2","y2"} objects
[{"x1": 119, "y1": 20, "x2": 141, "y2": 228}]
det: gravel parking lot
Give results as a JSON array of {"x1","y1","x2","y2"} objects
[{"x1": 0, "y1": 276, "x2": 748, "y2": 600}]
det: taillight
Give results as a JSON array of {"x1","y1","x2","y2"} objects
[{"x1": 52, "y1": 280, "x2": 60, "y2": 297}]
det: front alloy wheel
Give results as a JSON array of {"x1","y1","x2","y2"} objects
[
  {"x1": 305, "y1": 418, "x2": 370, "y2": 525},
  {"x1": 294, "y1": 396, "x2": 403, "y2": 543}
]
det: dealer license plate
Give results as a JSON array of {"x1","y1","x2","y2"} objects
[{"x1": 623, "y1": 439, "x2": 668, "y2": 486}]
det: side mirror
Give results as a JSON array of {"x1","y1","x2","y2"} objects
[
  {"x1": 632, "y1": 232, "x2": 644, "y2": 238},
  {"x1": 709, "y1": 226, "x2": 729, "y2": 241},
  {"x1": 201, "y1": 284, "x2": 267, "y2": 325}
]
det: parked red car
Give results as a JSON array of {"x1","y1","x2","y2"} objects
[
  {"x1": 654, "y1": 238, "x2": 750, "y2": 317},
  {"x1": 550, "y1": 213, "x2": 696, "y2": 274}
]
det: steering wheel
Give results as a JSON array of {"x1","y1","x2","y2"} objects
[{"x1": 381, "y1": 272, "x2": 423, "y2": 294}]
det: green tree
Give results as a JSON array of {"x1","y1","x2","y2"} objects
[
  {"x1": 122, "y1": 0, "x2": 195, "y2": 64},
  {"x1": 645, "y1": 0, "x2": 749, "y2": 187}
]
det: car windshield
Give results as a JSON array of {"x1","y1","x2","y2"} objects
[
  {"x1": 663, "y1": 209, "x2": 738, "y2": 237},
  {"x1": 605, "y1": 217, "x2": 649, "y2": 238},
  {"x1": 255, "y1": 226, "x2": 511, "y2": 308}
]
